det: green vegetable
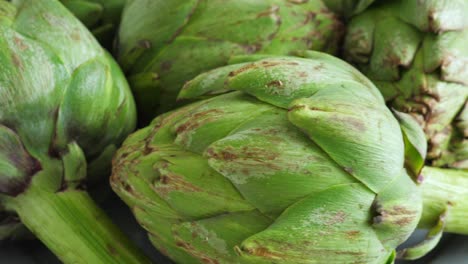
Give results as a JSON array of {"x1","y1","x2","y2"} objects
[
  {"x1": 0, "y1": 1, "x2": 149, "y2": 263},
  {"x1": 60, "y1": 0, "x2": 125, "y2": 48},
  {"x1": 116, "y1": 0, "x2": 345, "y2": 124},
  {"x1": 111, "y1": 52, "x2": 468, "y2": 263},
  {"x1": 344, "y1": 0, "x2": 468, "y2": 169}
]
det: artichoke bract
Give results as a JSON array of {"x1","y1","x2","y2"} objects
[
  {"x1": 344, "y1": 0, "x2": 468, "y2": 169},
  {"x1": 61, "y1": 0, "x2": 125, "y2": 48},
  {"x1": 111, "y1": 52, "x2": 427, "y2": 263},
  {"x1": 116, "y1": 0, "x2": 344, "y2": 124},
  {"x1": 0, "y1": 1, "x2": 148, "y2": 263}
]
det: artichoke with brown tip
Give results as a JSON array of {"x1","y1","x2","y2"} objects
[
  {"x1": 111, "y1": 52, "x2": 468, "y2": 263},
  {"x1": 116, "y1": 0, "x2": 345, "y2": 124},
  {"x1": 344, "y1": 0, "x2": 468, "y2": 169}
]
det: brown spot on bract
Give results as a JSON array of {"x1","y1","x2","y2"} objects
[
  {"x1": 175, "y1": 240, "x2": 220, "y2": 264},
  {"x1": 349, "y1": 118, "x2": 367, "y2": 131},
  {"x1": 138, "y1": 39, "x2": 152, "y2": 49},
  {"x1": 313, "y1": 63, "x2": 325, "y2": 71},
  {"x1": 298, "y1": 71, "x2": 308, "y2": 77},
  {"x1": 374, "y1": 205, "x2": 418, "y2": 227},
  {"x1": 287, "y1": 0, "x2": 309, "y2": 4},
  {"x1": 427, "y1": 9, "x2": 439, "y2": 33},
  {"x1": 11, "y1": 53, "x2": 22, "y2": 69},
  {"x1": 392, "y1": 205, "x2": 416, "y2": 215},
  {"x1": 334, "y1": 250, "x2": 365, "y2": 256},
  {"x1": 394, "y1": 216, "x2": 413, "y2": 226},
  {"x1": 107, "y1": 244, "x2": 117, "y2": 255},
  {"x1": 222, "y1": 151, "x2": 238, "y2": 160},
  {"x1": 124, "y1": 183, "x2": 134, "y2": 193},
  {"x1": 325, "y1": 211, "x2": 347, "y2": 226},
  {"x1": 161, "y1": 61, "x2": 172, "y2": 71},
  {"x1": 261, "y1": 60, "x2": 299, "y2": 68},
  {"x1": 244, "y1": 246, "x2": 285, "y2": 259},
  {"x1": 256, "y1": 6, "x2": 279, "y2": 18},
  {"x1": 154, "y1": 171, "x2": 203, "y2": 197},
  {"x1": 175, "y1": 109, "x2": 223, "y2": 134},
  {"x1": 241, "y1": 146, "x2": 280, "y2": 161},
  {"x1": 201, "y1": 257, "x2": 220, "y2": 264},
  {"x1": 288, "y1": 104, "x2": 307, "y2": 112},
  {"x1": 303, "y1": 12, "x2": 317, "y2": 25},
  {"x1": 229, "y1": 63, "x2": 258, "y2": 77},
  {"x1": 383, "y1": 52, "x2": 402, "y2": 68},
  {"x1": 176, "y1": 241, "x2": 193, "y2": 250},
  {"x1": 267, "y1": 80, "x2": 283, "y2": 87},
  {"x1": 71, "y1": 31, "x2": 81, "y2": 41},
  {"x1": 345, "y1": 230, "x2": 360, "y2": 239},
  {"x1": 160, "y1": 175, "x2": 169, "y2": 184},
  {"x1": 243, "y1": 43, "x2": 262, "y2": 53},
  {"x1": 13, "y1": 37, "x2": 28, "y2": 51}
]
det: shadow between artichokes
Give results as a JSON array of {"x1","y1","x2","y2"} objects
[
  {"x1": 0, "y1": 0, "x2": 149, "y2": 263},
  {"x1": 110, "y1": 52, "x2": 468, "y2": 264},
  {"x1": 321, "y1": 0, "x2": 375, "y2": 18},
  {"x1": 60, "y1": 0, "x2": 125, "y2": 49}
]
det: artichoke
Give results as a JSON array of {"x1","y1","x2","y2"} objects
[
  {"x1": 116, "y1": 0, "x2": 344, "y2": 124},
  {"x1": 344, "y1": 0, "x2": 468, "y2": 169},
  {"x1": 0, "y1": 0, "x2": 149, "y2": 263},
  {"x1": 60, "y1": 0, "x2": 125, "y2": 48},
  {"x1": 112, "y1": 52, "x2": 468, "y2": 263}
]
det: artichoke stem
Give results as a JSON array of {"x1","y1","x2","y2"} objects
[
  {"x1": 9, "y1": 187, "x2": 150, "y2": 264},
  {"x1": 419, "y1": 166, "x2": 468, "y2": 234}
]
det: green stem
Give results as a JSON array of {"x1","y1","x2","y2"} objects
[
  {"x1": 418, "y1": 166, "x2": 468, "y2": 234},
  {"x1": 9, "y1": 188, "x2": 151, "y2": 264}
]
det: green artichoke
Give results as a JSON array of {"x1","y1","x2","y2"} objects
[
  {"x1": 60, "y1": 0, "x2": 125, "y2": 48},
  {"x1": 0, "y1": 0, "x2": 148, "y2": 263},
  {"x1": 344, "y1": 0, "x2": 468, "y2": 169},
  {"x1": 116, "y1": 0, "x2": 345, "y2": 124},
  {"x1": 110, "y1": 52, "x2": 467, "y2": 263}
]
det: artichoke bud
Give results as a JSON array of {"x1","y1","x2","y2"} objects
[
  {"x1": 344, "y1": 0, "x2": 468, "y2": 169},
  {"x1": 112, "y1": 52, "x2": 423, "y2": 264},
  {"x1": 117, "y1": 0, "x2": 345, "y2": 123},
  {"x1": 0, "y1": 0, "x2": 136, "y2": 244}
]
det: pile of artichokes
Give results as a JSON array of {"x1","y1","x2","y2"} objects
[{"x1": 1, "y1": 0, "x2": 466, "y2": 264}]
